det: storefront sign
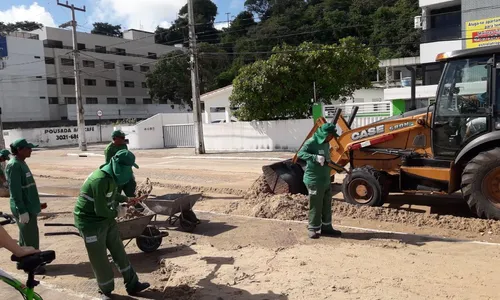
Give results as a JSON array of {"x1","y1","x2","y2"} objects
[{"x1": 466, "y1": 17, "x2": 500, "y2": 49}]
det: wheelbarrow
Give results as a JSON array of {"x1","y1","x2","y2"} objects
[
  {"x1": 144, "y1": 193, "x2": 202, "y2": 232},
  {"x1": 44, "y1": 213, "x2": 168, "y2": 253}
]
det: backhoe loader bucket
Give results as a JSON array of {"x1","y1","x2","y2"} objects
[{"x1": 262, "y1": 159, "x2": 308, "y2": 195}]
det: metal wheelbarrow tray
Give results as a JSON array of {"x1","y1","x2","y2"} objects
[
  {"x1": 144, "y1": 193, "x2": 202, "y2": 232},
  {"x1": 44, "y1": 213, "x2": 168, "y2": 253}
]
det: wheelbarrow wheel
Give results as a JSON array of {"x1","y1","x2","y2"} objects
[
  {"x1": 179, "y1": 213, "x2": 196, "y2": 232},
  {"x1": 136, "y1": 226, "x2": 162, "y2": 253}
]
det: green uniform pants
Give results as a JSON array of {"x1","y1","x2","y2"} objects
[
  {"x1": 306, "y1": 183, "x2": 332, "y2": 230},
  {"x1": 14, "y1": 212, "x2": 39, "y2": 249},
  {"x1": 79, "y1": 221, "x2": 139, "y2": 294}
]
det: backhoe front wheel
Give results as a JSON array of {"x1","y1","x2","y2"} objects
[
  {"x1": 462, "y1": 148, "x2": 500, "y2": 219},
  {"x1": 342, "y1": 167, "x2": 388, "y2": 207}
]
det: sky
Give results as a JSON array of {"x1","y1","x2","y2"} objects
[{"x1": 0, "y1": 0, "x2": 246, "y2": 33}]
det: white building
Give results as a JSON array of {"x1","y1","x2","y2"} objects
[
  {"x1": 0, "y1": 33, "x2": 51, "y2": 123},
  {"x1": 0, "y1": 27, "x2": 188, "y2": 126}
]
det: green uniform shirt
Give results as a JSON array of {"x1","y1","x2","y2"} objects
[
  {"x1": 6, "y1": 157, "x2": 40, "y2": 215},
  {"x1": 298, "y1": 137, "x2": 332, "y2": 186},
  {"x1": 74, "y1": 169, "x2": 128, "y2": 230},
  {"x1": 104, "y1": 143, "x2": 128, "y2": 164}
]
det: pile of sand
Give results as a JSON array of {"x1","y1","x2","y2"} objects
[{"x1": 236, "y1": 175, "x2": 500, "y2": 235}]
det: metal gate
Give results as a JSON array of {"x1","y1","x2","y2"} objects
[{"x1": 163, "y1": 124, "x2": 195, "y2": 148}]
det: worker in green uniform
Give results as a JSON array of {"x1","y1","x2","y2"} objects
[
  {"x1": 104, "y1": 130, "x2": 136, "y2": 198},
  {"x1": 6, "y1": 139, "x2": 44, "y2": 271},
  {"x1": 298, "y1": 123, "x2": 342, "y2": 239},
  {"x1": 74, "y1": 149, "x2": 149, "y2": 299},
  {"x1": 0, "y1": 149, "x2": 11, "y2": 187}
]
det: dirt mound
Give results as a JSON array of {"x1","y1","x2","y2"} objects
[
  {"x1": 238, "y1": 176, "x2": 500, "y2": 235},
  {"x1": 152, "y1": 181, "x2": 246, "y2": 196}
]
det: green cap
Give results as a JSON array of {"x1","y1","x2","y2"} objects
[
  {"x1": 112, "y1": 130, "x2": 127, "y2": 138},
  {"x1": 11, "y1": 138, "x2": 38, "y2": 149},
  {"x1": 0, "y1": 149, "x2": 10, "y2": 158},
  {"x1": 314, "y1": 123, "x2": 338, "y2": 144},
  {"x1": 114, "y1": 149, "x2": 139, "y2": 169}
]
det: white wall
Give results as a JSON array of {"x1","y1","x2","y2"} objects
[
  {"x1": 0, "y1": 36, "x2": 51, "y2": 122},
  {"x1": 203, "y1": 119, "x2": 314, "y2": 152},
  {"x1": 201, "y1": 86, "x2": 233, "y2": 108},
  {"x1": 420, "y1": 40, "x2": 462, "y2": 64},
  {"x1": 419, "y1": 0, "x2": 458, "y2": 8},
  {"x1": 119, "y1": 114, "x2": 164, "y2": 149},
  {"x1": 384, "y1": 85, "x2": 439, "y2": 100},
  {"x1": 65, "y1": 104, "x2": 187, "y2": 121},
  {"x1": 3, "y1": 124, "x2": 113, "y2": 148}
]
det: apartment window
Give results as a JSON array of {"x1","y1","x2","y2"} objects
[
  {"x1": 124, "y1": 81, "x2": 135, "y2": 88},
  {"x1": 86, "y1": 97, "x2": 98, "y2": 104},
  {"x1": 140, "y1": 65, "x2": 150, "y2": 72},
  {"x1": 45, "y1": 57, "x2": 55, "y2": 64},
  {"x1": 46, "y1": 77, "x2": 57, "y2": 85},
  {"x1": 65, "y1": 97, "x2": 76, "y2": 104},
  {"x1": 44, "y1": 39, "x2": 63, "y2": 49},
  {"x1": 77, "y1": 43, "x2": 85, "y2": 50},
  {"x1": 126, "y1": 98, "x2": 136, "y2": 104},
  {"x1": 84, "y1": 79, "x2": 96, "y2": 86},
  {"x1": 63, "y1": 77, "x2": 75, "y2": 85},
  {"x1": 104, "y1": 62, "x2": 115, "y2": 69},
  {"x1": 34, "y1": 56, "x2": 41, "y2": 59},
  {"x1": 107, "y1": 97, "x2": 118, "y2": 104},
  {"x1": 159, "y1": 99, "x2": 168, "y2": 104},
  {"x1": 147, "y1": 52, "x2": 157, "y2": 59},
  {"x1": 141, "y1": 82, "x2": 147, "y2": 88},
  {"x1": 36, "y1": 76, "x2": 43, "y2": 79},
  {"x1": 83, "y1": 60, "x2": 95, "y2": 68},
  {"x1": 39, "y1": 97, "x2": 46, "y2": 99},
  {"x1": 105, "y1": 80, "x2": 117, "y2": 87},
  {"x1": 115, "y1": 48, "x2": 126, "y2": 56},
  {"x1": 143, "y1": 98, "x2": 152, "y2": 104},
  {"x1": 61, "y1": 58, "x2": 74, "y2": 66},
  {"x1": 123, "y1": 64, "x2": 133, "y2": 71},
  {"x1": 95, "y1": 45, "x2": 106, "y2": 53},
  {"x1": 48, "y1": 97, "x2": 59, "y2": 104}
]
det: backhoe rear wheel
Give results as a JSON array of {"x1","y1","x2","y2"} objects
[
  {"x1": 462, "y1": 148, "x2": 500, "y2": 219},
  {"x1": 342, "y1": 166, "x2": 388, "y2": 207}
]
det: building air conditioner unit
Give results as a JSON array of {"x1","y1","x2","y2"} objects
[{"x1": 414, "y1": 16, "x2": 422, "y2": 29}]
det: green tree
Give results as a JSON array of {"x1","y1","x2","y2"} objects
[
  {"x1": 0, "y1": 21, "x2": 43, "y2": 36},
  {"x1": 230, "y1": 38, "x2": 379, "y2": 121},
  {"x1": 146, "y1": 44, "x2": 230, "y2": 105},
  {"x1": 91, "y1": 22, "x2": 122, "y2": 38}
]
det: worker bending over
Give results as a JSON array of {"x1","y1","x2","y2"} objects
[
  {"x1": 6, "y1": 139, "x2": 44, "y2": 271},
  {"x1": 104, "y1": 130, "x2": 137, "y2": 197},
  {"x1": 298, "y1": 123, "x2": 342, "y2": 239},
  {"x1": 74, "y1": 149, "x2": 149, "y2": 299},
  {"x1": 0, "y1": 149, "x2": 11, "y2": 187}
]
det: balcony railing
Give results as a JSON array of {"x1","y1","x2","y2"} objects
[
  {"x1": 422, "y1": 26, "x2": 461, "y2": 43},
  {"x1": 43, "y1": 44, "x2": 159, "y2": 60}
]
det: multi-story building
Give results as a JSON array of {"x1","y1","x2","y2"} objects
[
  {"x1": 384, "y1": 0, "x2": 500, "y2": 113},
  {"x1": 0, "y1": 27, "x2": 186, "y2": 127}
]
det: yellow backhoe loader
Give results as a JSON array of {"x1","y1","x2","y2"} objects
[{"x1": 263, "y1": 45, "x2": 500, "y2": 220}]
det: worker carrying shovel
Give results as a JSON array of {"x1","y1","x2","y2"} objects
[
  {"x1": 74, "y1": 149, "x2": 149, "y2": 299},
  {"x1": 104, "y1": 130, "x2": 137, "y2": 198},
  {"x1": 298, "y1": 123, "x2": 342, "y2": 239}
]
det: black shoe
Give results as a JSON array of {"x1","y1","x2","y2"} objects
[
  {"x1": 308, "y1": 229, "x2": 320, "y2": 239},
  {"x1": 321, "y1": 226, "x2": 342, "y2": 237},
  {"x1": 127, "y1": 282, "x2": 150, "y2": 296},
  {"x1": 98, "y1": 290, "x2": 112, "y2": 300}
]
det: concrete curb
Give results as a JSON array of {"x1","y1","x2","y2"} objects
[
  {"x1": 67, "y1": 153, "x2": 104, "y2": 157},
  {"x1": 162, "y1": 155, "x2": 286, "y2": 161}
]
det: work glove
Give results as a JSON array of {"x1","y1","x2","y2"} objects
[
  {"x1": 18, "y1": 213, "x2": 30, "y2": 224},
  {"x1": 315, "y1": 155, "x2": 325, "y2": 166},
  {"x1": 117, "y1": 203, "x2": 128, "y2": 218}
]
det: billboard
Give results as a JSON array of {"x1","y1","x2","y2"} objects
[
  {"x1": 0, "y1": 36, "x2": 7, "y2": 57},
  {"x1": 466, "y1": 17, "x2": 500, "y2": 49}
]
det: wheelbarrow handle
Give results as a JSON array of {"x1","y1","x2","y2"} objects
[
  {"x1": 44, "y1": 223, "x2": 77, "y2": 227},
  {"x1": 45, "y1": 232, "x2": 81, "y2": 237}
]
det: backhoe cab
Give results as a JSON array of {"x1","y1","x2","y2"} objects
[{"x1": 263, "y1": 45, "x2": 500, "y2": 220}]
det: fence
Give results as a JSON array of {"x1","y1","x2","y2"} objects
[{"x1": 324, "y1": 101, "x2": 391, "y2": 128}]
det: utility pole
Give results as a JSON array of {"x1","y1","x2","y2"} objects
[
  {"x1": 226, "y1": 13, "x2": 231, "y2": 28},
  {"x1": 188, "y1": 0, "x2": 206, "y2": 154},
  {"x1": 57, "y1": 0, "x2": 87, "y2": 151}
]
